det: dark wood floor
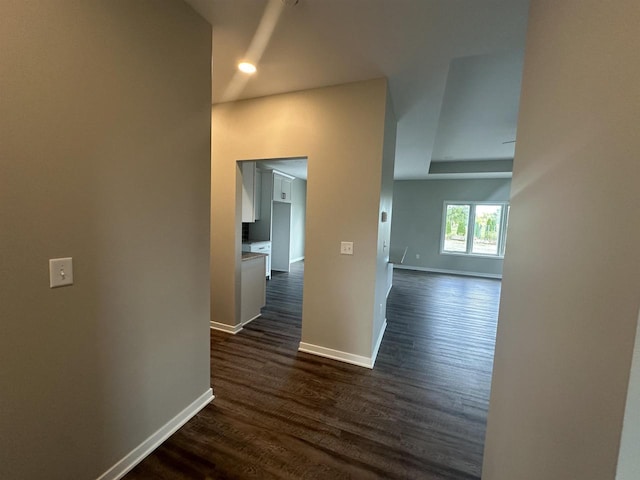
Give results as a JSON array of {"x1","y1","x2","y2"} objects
[{"x1": 126, "y1": 263, "x2": 500, "y2": 479}]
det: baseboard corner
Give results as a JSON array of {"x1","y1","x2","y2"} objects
[
  {"x1": 97, "y1": 388, "x2": 213, "y2": 480},
  {"x1": 241, "y1": 314, "x2": 261, "y2": 327},
  {"x1": 371, "y1": 319, "x2": 387, "y2": 367},
  {"x1": 298, "y1": 342, "x2": 374, "y2": 369},
  {"x1": 210, "y1": 321, "x2": 243, "y2": 334}
]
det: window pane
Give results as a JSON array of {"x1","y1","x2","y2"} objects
[
  {"x1": 444, "y1": 204, "x2": 470, "y2": 252},
  {"x1": 472, "y1": 204, "x2": 502, "y2": 255}
]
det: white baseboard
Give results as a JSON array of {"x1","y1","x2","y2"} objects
[
  {"x1": 393, "y1": 264, "x2": 502, "y2": 279},
  {"x1": 290, "y1": 256, "x2": 305, "y2": 263},
  {"x1": 299, "y1": 342, "x2": 374, "y2": 369},
  {"x1": 241, "y1": 314, "x2": 261, "y2": 327},
  {"x1": 371, "y1": 319, "x2": 387, "y2": 367},
  {"x1": 210, "y1": 321, "x2": 243, "y2": 334},
  {"x1": 97, "y1": 388, "x2": 214, "y2": 480}
]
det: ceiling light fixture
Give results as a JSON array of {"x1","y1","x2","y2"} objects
[{"x1": 238, "y1": 62, "x2": 257, "y2": 74}]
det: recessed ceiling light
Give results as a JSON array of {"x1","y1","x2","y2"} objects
[{"x1": 238, "y1": 62, "x2": 257, "y2": 74}]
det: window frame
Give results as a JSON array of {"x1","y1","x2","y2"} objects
[{"x1": 440, "y1": 201, "x2": 510, "y2": 258}]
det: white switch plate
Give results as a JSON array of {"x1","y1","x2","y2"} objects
[
  {"x1": 340, "y1": 241, "x2": 354, "y2": 255},
  {"x1": 49, "y1": 257, "x2": 74, "y2": 288}
]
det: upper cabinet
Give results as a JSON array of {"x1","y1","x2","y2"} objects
[
  {"x1": 241, "y1": 162, "x2": 261, "y2": 222},
  {"x1": 273, "y1": 172, "x2": 293, "y2": 203}
]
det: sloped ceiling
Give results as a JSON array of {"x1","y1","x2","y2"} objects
[{"x1": 185, "y1": 0, "x2": 530, "y2": 179}]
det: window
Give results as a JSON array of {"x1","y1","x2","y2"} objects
[{"x1": 441, "y1": 202, "x2": 509, "y2": 257}]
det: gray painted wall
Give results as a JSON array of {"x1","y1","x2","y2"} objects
[
  {"x1": 390, "y1": 178, "x2": 511, "y2": 276},
  {"x1": 0, "y1": 2, "x2": 211, "y2": 478},
  {"x1": 372, "y1": 90, "x2": 397, "y2": 352},
  {"x1": 290, "y1": 178, "x2": 307, "y2": 261},
  {"x1": 617, "y1": 310, "x2": 640, "y2": 479},
  {"x1": 482, "y1": 0, "x2": 640, "y2": 478}
]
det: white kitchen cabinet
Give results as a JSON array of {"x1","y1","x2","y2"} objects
[
  {"x1": 254, "y1": 169, "x2": 262, "y2": 220},
  {"x1": 240, "y1": 254, "x2": 266, "y2": 325},
  {"x1": 248, "y1": 171, "x2": 271, "y2": 241},
  {"x1": 241, "y1": 161, "x2": 253, "y2": 222},
  {"x1": 242, "y1": 241, "x2": 271, "y2": 279},
  {"x1": 272, "y1": 172, "x2": 293, "y2": 203},
  {"x1": 240, "y1": 162, "x2": 262, "y2": 223},
  {"x1": 241, "y1": 162, "x2": 261, "y2": 222}
]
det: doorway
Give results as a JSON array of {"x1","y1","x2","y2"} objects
[{"x1": 240, "y1": 157, "x2": 308, "y2": 330}]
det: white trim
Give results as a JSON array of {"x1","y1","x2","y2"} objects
[
  {"x1": 210, "y1": 321, "x2": 243, "y2": 334},
  {"x1": 241, "y1": 314, "x2": 261, "y2": 327},
  {"x1": 371, "y1": 320, "x2": 387, "y2": 368},
  {"x1": 426, "y1": 172, "x2": 512, "y2": 180},
  {"x1": 97, "y1": 388, "x2": 214, "y2": 480},
  {"x1": 440, "y1": 251, "x2": 504, "y2": 260},
  {"x1": 299, "y1": 342, "x2": 374, "y2": 369},
  {"x1": 393, "y1": 264, "x2": 502, "y2": 279},
  {"x1": 290, "y1": 256, "x2": 305, "y2": 263}
]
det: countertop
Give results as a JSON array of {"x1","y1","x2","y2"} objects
[
  {"x1": 242, "y1": 240, "x2": 271, "y2": 245},
  {"x1": 242, "y1": 252, "x2": 268, "y2": 262}
]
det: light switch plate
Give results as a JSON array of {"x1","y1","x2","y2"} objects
[
  {"x1": 49, "y1": 257, "x2": 73, "y2": 288},
  {"x1": 340, "y1": 241, "x2": 354, "y2": 255}
]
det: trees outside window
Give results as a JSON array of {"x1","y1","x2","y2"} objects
[
  {"x1": 443, "y1": 204, "x2": 470, "y2": 252},
  {"x1": 442, "y1": 202, "x2": 509, "y2": 257}
]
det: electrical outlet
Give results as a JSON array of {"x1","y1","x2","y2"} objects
[{"x1": 340, "y1": 241, "x2": 354, "y2": 255}]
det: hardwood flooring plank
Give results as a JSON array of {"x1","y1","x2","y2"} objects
[{"x1": 126, "y1": 262, "x2": 500, "y2": 479}]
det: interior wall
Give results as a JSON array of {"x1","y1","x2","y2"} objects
[
  {"x1": 0, "y1": 1, "x2": 212, "y2": 479},
  {"x1": 372, "y1": 90, "x2": 397, "y2": 353},
  {"x1": 290, "y1": 178, "x2": 307, "y2": 262},
  {"x1": 483, "y1": 0, "x2": 640, "y2": 478},
  {"x1": 390, "y1": 178, "x2": 511, "y2": 276},
  {"x1": 617, "y1": 309, "x2": 640, "y2": 479},
  {"x1": 211, "y1": 79, "x2": 389, "y2": 359}
]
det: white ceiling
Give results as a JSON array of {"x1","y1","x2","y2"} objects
[{"x1": 185, "y1": 0, "x2": 530, "y2": 179}]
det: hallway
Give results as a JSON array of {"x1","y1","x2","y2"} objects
[{"x1": 127, "y1": 266, "x2": 500, "y2": 479}]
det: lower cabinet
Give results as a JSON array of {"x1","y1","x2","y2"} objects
[
  {"x1": 242, "y1": 241, "x2": 271, "y2": 279},
  {"x1": 240, "y1": 254, "x2": 266, "y2": 325}
]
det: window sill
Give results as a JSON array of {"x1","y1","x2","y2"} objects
[{"x1": 440, "y1": 251, "x2": 504, "y2": 260}]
